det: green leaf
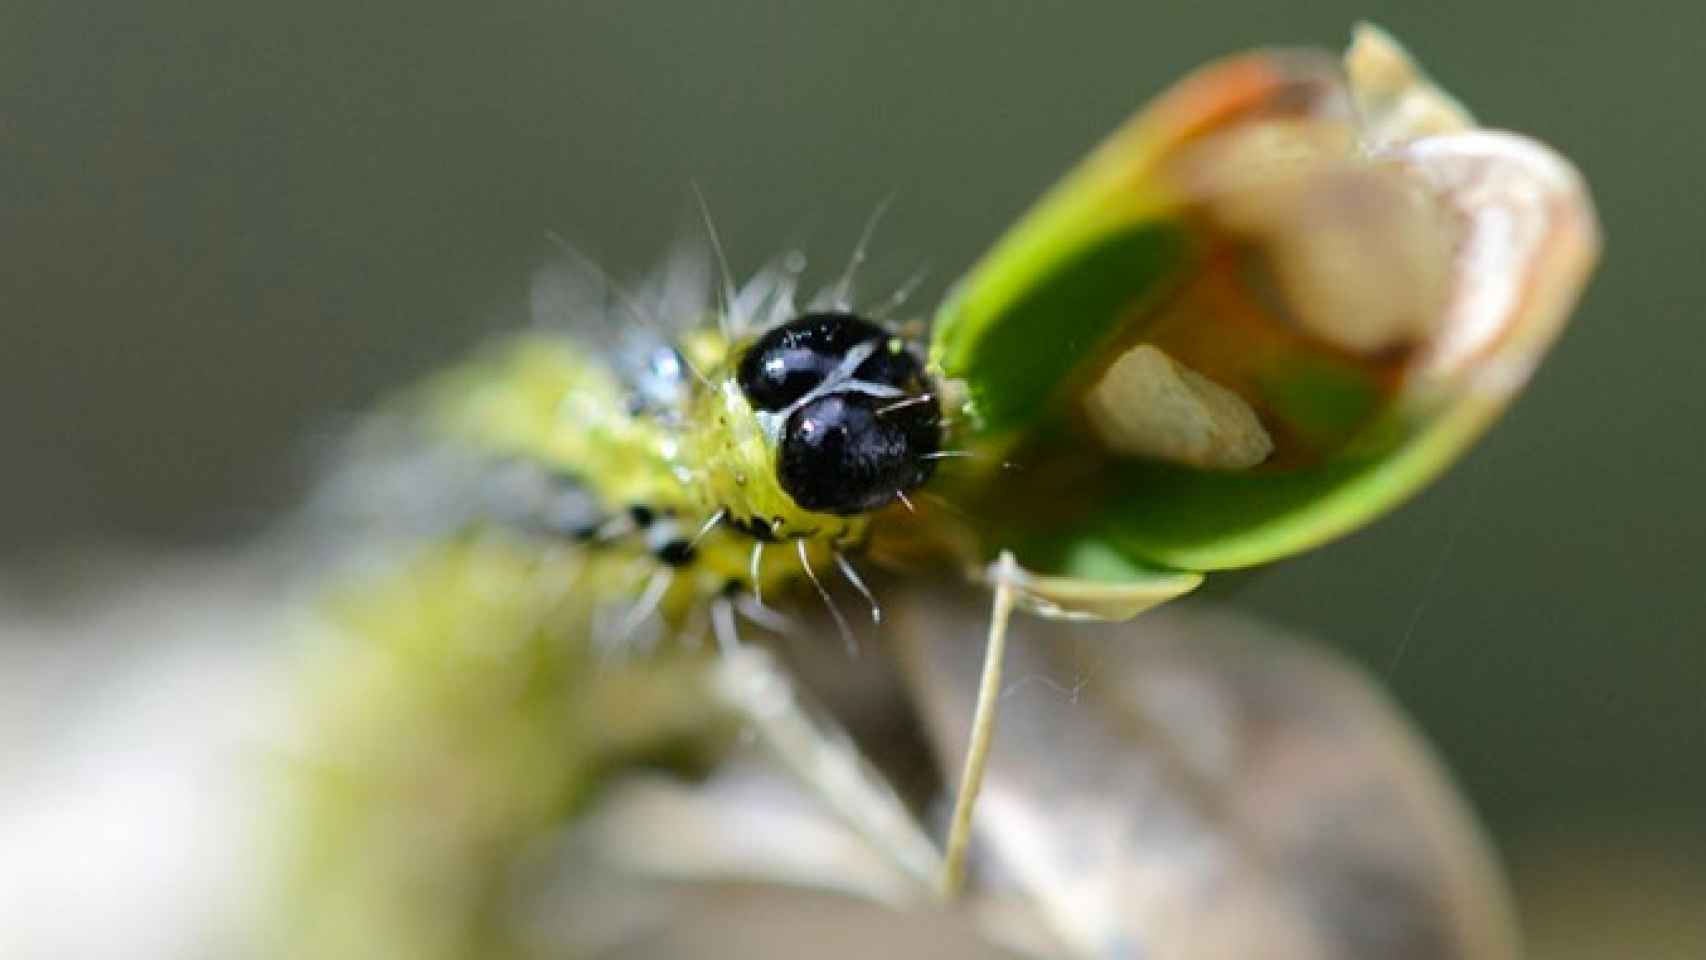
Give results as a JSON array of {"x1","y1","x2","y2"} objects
[
  {"x1": 934, "y1": 222, "x2": 1187, "y2": 434},
  {"x1": 930, "y1": 27, "x2": 1599, "y2": 583}
]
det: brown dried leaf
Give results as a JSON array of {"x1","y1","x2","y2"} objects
[{"x1": 892, "y1": 591, "x2": 1520, "y2": 959}]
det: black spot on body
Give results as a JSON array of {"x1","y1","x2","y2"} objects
[
  {"x1": 656, "y1": 538, "x2": 696, "y2": 566},
  {"x1": 728, "y1": 515, "x2": 779, "y2": 541}
]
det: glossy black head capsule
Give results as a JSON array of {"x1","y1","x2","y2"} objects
[
  {"x1": 778, "y1": 392, "x2": 940, "y2": 514},
  {"x1": 739, "y1": 311, "x2": 940, "y2": 516},
  {"x1": 736, "y1": 311, "x2": 925, "y2": 411}
]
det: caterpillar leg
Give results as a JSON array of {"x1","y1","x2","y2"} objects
[{"x1": 940, "y1": 550, "x2": 1019, "y2": 898}]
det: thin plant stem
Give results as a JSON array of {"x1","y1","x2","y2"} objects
[{"x1": 940, "y1": 550, "x2": 1018, "y2": 897}]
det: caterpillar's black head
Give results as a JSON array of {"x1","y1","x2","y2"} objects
[{"x1": 737, "y1": 312, "x2": 941, "y2": 516}]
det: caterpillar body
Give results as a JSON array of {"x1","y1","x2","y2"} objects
[{"x1": 349, "y1": 245, "x2": 968, "y2": 658}]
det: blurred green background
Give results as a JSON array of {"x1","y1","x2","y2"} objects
[{"x1": 4, "y1": 0, "x2": 1702, "y2": 942}]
